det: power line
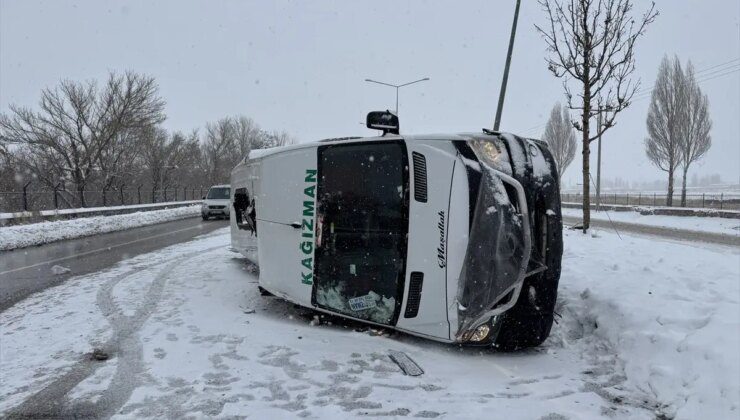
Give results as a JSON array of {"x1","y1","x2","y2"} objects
[
  {"x1": 634, "y1": 58, "x2": 739, "y2": 96},
  {"x1": 633, "y1": 66, "x2": 740, "y2": 102}
]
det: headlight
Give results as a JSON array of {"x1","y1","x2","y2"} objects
[
  {"x1": 468, "y1": 137, "x2": 512, "y2": 175},
  {"x1": 468, "y1": 323, "x2": 491, "y2": 342}
]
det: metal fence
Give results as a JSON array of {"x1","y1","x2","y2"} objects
[
  {"x1": 561, "y1": 192, "x2": 740, "y2": 211},
  {"x1": 0, "y1": 186, "x2": 209, "y2": 213}
]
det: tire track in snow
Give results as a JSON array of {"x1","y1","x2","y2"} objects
[{"x1": 6, "y1": 245, "x2": 225, "y2": 419}]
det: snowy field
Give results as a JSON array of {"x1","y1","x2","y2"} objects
[
  {"x1": 562, "y1": 207, "x2": 740, "y2": 236},
  {"x1": 1, "y1": 228, "x2": 738, "y2": 419},
  {"x1": 0, "y1": 205, "x2": 200, "y2": 251}
]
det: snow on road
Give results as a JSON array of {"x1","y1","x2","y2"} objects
[
  {"x1": 562, "y1": 207, "x2": 740, "y2": 236},
  {"x1": 0, "y1": 205, "x2": 200, "y2": 251},
  {"x1": 1, "y1": 227, "x2": 738, "y2": 419}
]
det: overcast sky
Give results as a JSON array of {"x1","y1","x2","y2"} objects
[{"x1": 1, "y1": 0, "x2": 738, "y2": 185}]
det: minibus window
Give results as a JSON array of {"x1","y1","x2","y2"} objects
[{"x1": 313, "y1": 141, "x2": 409, "y2": 325}]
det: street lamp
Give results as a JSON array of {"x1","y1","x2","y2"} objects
[{"x1": 364, "y1": 77, "x2": 430, "y2": 115}]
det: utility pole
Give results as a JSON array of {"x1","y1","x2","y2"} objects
[
  {"x1": 596, "y1": 111, "x2": 603, "y2": 209},
  {"x1": 493, "y1": 0, "x2": 521, "y2": 131}
]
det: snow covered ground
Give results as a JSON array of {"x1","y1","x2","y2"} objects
[
  {"x1": 1, "y1": 228, "x2": 738, "y2": 419},
  {"x1": 562, "y1": 207, "x2": 740, "y2": 235},
  {"x1": 0, "y1": 205, "x2": 200, "y2": 251}
]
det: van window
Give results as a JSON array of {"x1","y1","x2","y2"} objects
[
  {"x1": 313, "y1": 141, "x2": 409, "y2": 325},
  {"x1": 233, "y1": 187, "x2": 256, "y2": 234},
  {"x1": 206, "y1": 187, "x2": 230, "y2": 199}
]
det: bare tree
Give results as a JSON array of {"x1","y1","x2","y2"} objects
[
  {"x1": 139, "y1": 127, "x2": 202, "y2": 201},
  {"x1": 202, "y1": 117, "x2": 238, "y2": 185},
  {"x1": 541, "y1": 102, "x2": 576, "y2": 182},
  {"x1": 232, "y1": 116, "x2": 261, "y2": 158},
  {"x1": 644, "y1": 56, "x2": 707, "y2": 207},
  {"x1": 0, "y1": 71, "x2": 165, "y2": 206},
  {"x1": 536, "y1": 0, "x2": 657, "y2": 231},
  {"x1": 677, "y1": 62, "x2": 711, "y2": 207}
]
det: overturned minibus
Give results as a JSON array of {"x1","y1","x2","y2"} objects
[{"x1": 230, "y1": 111, "x2": 562, "y2": 350}]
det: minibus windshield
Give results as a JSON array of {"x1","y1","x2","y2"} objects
[{"x1": 456, "y1": 162, "x2": 529, "y2": 335}]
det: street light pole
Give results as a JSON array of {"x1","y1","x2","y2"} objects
[
  {"x1": 365, "y1": 77, "x2": 430, "y2": 116},
  {"x1": 493, "y1": 0, "x2": 521, "y2": 131}
]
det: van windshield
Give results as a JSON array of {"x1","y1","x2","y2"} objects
[
  {"x1": 313, "y1": 141, "x2": 409, "y2": 325},
  {"x1": 206, "y1": 187, "x2": 230, "y2": 199}
]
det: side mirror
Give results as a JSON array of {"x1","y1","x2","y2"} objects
[{"x1": 366, "y1": 110, "x2": 399, "y2": 135}]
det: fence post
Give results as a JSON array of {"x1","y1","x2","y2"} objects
[
  {"x1": 720, "y1": 193, "x2": 724, "y2": 210},
  {"x1": 638, "y1": 193, "x2": 641, "y2": 206},
  {"x1": 191, "y1": 188, "x2": 195, "y2": 201},
  {"x1": 183, "y1": 186, "x2": 187, "y2": 201},
  {"x1": 22, "y1": 181, "x2": 31, "y2": 211},
  {"x1": 138, "y1": 184, "x2": 143, "y2": 204},
  {"x1": 200, "y1": 187, "x2": 203, "y2": 198},
  {"x1": 53, "y1": 183, "x2": 61, "y2": 209},
  {"x1": 120, "y1": 184, "x2": 126, "y2": 205},
  {"x1": 702, "y1": 193, "x2": 705, "y2": 208},
  {"x1": 164, "y1": 187, "x2": 168, "y2": 202},
  {"x1": 614, "y1": 193, "x2": 617, "y2": 205},
  {"x1": 653, "y1": 193, "x2": 656, "y2": 206}
]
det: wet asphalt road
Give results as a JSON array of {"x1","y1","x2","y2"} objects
[
  {"x1": 562, "y1": 215, "x2": 740, "y2": 247},
  {"x1": 0, "y1": 217, "x2": 229, "y2": 312}
]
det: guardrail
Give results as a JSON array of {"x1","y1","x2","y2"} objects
[
  {"x1": 0, "y1": 200, "x2": 201, "y2": 226},
  {"x1": 561, "y1": 192, "x2": 740, "y2": 211},
  {"x1": 562, "y1": 201, "x2": 740, "y2": 220}
]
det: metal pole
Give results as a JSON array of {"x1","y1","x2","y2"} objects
[
  {"x1": 493, "y1": 0, "x2": 521, "y2": 131},
  {"x1": 395, "y1": 87, "x2": 399, "y2": 114},
  {"x1": 596, "y1": 111, "x2": 602, "y2": 208}
]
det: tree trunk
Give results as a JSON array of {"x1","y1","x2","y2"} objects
[
  {"x1": 666, "y1": 168, "x2": 674, "y2": 207},
  {"x1": 581, "y1": 95, "x2": 591, "y2": 233},
  {"x1": 680, "y1": 166, "x2": 689, "y2": 207}
]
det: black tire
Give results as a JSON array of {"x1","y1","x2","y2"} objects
[
  {"x1": 202, "y1": 213, "x2": 209, "y2": 221},
  {"x1": 492, "y1": 199, "x2": 563, "y2": 351}
]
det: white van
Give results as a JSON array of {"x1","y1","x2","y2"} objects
[
  {"x1": 201, "y1": 184, "x2": 231, "y2": 220},
  {"x1": 230, "y1": 112, "x2": 562, "y2": 350}
]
